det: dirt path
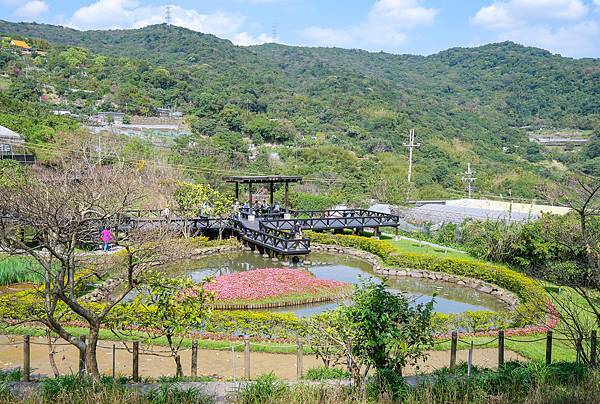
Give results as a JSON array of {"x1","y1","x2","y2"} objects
[{"x1": 0, "y1": 335, "x2": 525, "y2": 380}]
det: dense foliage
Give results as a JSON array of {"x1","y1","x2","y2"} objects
[{"x1": 0, "y1": 22, "x2": 598, "y2": 202}]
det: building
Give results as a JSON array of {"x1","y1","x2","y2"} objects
[
  {"x1": 156, "y1": 107, "x2": 183, "y2": 118},
  {"x1": 9, "y1": 40, "x2": 30, "y2": 50},
  {"x1": 404, "y1": 198, "x2": 570, "y2": 225},
  {"x1": 0, "y1": 125, "x2": 35, "y2": 164},
  {"x1": 91, "y1": 112, "x2": 125, "y2": 125}
]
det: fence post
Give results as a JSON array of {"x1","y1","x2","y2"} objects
[
  {"x1": 450, "y1": 331, "x2": 457, "y2": 370},
  {"x1": 546, "y1": 330, "x2": 552, "y2": 365},
  {"x1": 191, "y1": 339, "x2": 198, "y2": 377},
  {"x1": 132, "y1": 341, "x2": 139, "y2": 382},
  {"x1": 22, "y1": 335, "x2": 30, "y2": 382},
  {"x1": 498, "y1": 330, "x2": 505, "y2": 368},
  {"x1": 244, "y1": 335, "x2": 250, "y2": 380},
  {"x1": 591, "y1": 331, "x2": 597, "y2": 368},
  {"x1": 79, "y1": 335, "x2": 86, "y2": 376},
  {"x1": 296, "y1": 338, "x2": 303, "y2": 379},
  {"x1": 112, "y1": 344, "x2": 116, "y2": 379},
  {"x1": 467, "y1": 341, "x2": 473, "y2": 377}
]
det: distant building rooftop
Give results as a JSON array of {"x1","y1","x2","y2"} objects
[
  {"x1": 10, "y1": 40, "x2": 30, "y2": 49},
  {"x1": 0, "y1": 125, "x2": 24, "y2": 143},
  {"x1": 406, "y1": 198, "x2": 570, "y2": 225}
]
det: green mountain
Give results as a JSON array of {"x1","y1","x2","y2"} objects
[{"x1": 0, "y1": 21, "x2": 599, "y2": 202}]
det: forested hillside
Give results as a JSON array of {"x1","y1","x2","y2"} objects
[{"x1": 0, "y1": 20, "x2": 599, "y2": 204}]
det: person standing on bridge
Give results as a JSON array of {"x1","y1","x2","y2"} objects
[
  {"x1": 293, "y1": 221, "x2": 303, "y2": 239},
  {"x1": 100, "y1": 227, "x2": 113, "y2": 252}
]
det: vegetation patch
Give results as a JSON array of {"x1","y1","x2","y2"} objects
[
  {"x1": 203, "y1": 268, "x2": 352, "y2": 308},
  {"x1": 0, "y1": 254, "x2": 44, "y2": 286},
  {"x1": 306, "y1": 231, "x2": 550, "y2": 332}
]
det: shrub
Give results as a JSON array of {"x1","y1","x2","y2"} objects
[
  {"x1": 237, "y1": 373, "x2": 288, "y2": 404},
  {"x1": 305, "y1": 366, "x2": 349, "y2": 381}
]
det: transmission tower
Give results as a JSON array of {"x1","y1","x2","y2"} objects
[
  {"x1": 165, "y1": 5, "x2": 172, "y2": 25},
  {"x1": 403, "y1": 129, "x2": 420, "y2": 182},
  {"x1": 462, "y1": 163, "x2": 476, "y2": 199}
]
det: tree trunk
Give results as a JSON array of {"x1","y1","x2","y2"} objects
[
  {"x1": 46, "y1": 333, "x2": 60, "y2": 377},
  {"x1": 85, "y1": 326, "x2": 101, "y2": 381},
  {"x1": 175, "y1": 354, "x2": 183, "y2": 378}
]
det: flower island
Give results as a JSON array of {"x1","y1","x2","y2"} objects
[{"x1": 204, "y1": 268, "x2": 352, "y2": 309}]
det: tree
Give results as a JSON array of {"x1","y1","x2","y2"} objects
[
  {"x1": 303, "y1": 280, "x2": 434, "y2": 390},
  {"x1": 540, "y1": 174, "x2": 600, "y2": 364},
  {"x1": 0, "y1": 163, "x2": 176, "y2": 380},
  {"x1": 110, "y1": 274, "x2": 212, "y2": 377}
]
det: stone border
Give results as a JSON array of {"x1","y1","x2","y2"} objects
[
  {"x1": 84, "y1": 244, "x2": 243, "y2": 302},
  {"x1": 311, "y1": 243, "x2": 519, "y2": 310}
]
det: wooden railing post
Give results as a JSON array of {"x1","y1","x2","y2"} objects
[
  {"x1": 244, "y1": 335, "x2": 250, "y2": 380},
  {"x1": 22, "y1": 335, "x2": 30, "y2": 382},
  {"x1": 79, "y1": 335, "x2": 86, "y2": 376},
  {"x1": 296, "y1": 338, "x2": 303, "y2": 379},
  {"x1": 450, "y1": 331, "x2": 457, "y2": 370},
  {"x1": 546, "y1": 330, "x2": 552, "y2": 365},
  {"x1": 132, "y1": 341, "x2": 139, "y2": 382},
  {"x1": 112, "y1": 344, "x2": 116, "y2": 379},
  {"x1": 498, "y1": 330, "x2": 505, "y2": 368},
  {"x1": 591, "y1": 330, "x2": 597, "y2": 368},
  {"x1": 191, "y1": 339, "x2": 198, "y2": 377}
]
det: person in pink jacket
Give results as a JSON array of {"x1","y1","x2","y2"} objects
[{"x1": 101, "y1": 227, "x2": 113, "y2": 252}]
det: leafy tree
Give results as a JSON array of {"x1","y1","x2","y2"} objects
[{"x1": 111, "y1": 275, "x2": 212, "y2": 377}]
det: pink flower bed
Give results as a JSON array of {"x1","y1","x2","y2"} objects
[{"x1": 204, "y1": 268, "x2": 350, "y2": 302}]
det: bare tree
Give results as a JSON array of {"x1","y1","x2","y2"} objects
[
  {"x1": 543, "y1": 174, "x2": 600, "y2": 364},
  {"x1": 0, "y1": 162, "x2": 175, "y2": 380}
]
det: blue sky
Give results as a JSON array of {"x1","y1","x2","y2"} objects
[{"x1": 1, "y1": 1, "x2": 599, "y2": 57}]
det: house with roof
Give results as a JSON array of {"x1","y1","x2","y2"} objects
[
  {"x1": 9, "y1": 40, "x2": 30, "y2": 50},
  {"x1": 0, "y1": 125, "x2": 35, "y2": 164}
]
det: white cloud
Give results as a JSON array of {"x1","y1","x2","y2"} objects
[
  {"x1": 472, "y1": 0, "x2": 589, "y2": 28},
  {"x1": 66, "y1": 0, "x2": 272, "y2": 46},
  {"x1": 498, "y1": 20, "x2": 600, "y2": 56},
  {"x1": 471, "y1": 0, "x2": 599, "y2": 57},
  {"x1": 15, "y1": 0, "x2": 49, "y2": 18},
  {"x1": 302, "y1": 0, "x2": 438, "y2": 49}
]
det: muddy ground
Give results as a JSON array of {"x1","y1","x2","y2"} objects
[{"x1": 0, "y1": 335, "x2": 524, "y2": 380}]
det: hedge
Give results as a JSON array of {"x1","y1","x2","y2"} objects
[{"x1": 306, "y1": 231, "x2": 548, "y2": 329}]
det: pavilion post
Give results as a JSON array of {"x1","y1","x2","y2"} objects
[
  {"x1": 285, "y1": 182, "x2": 289, "y2": 212},
  {"x1": 248, "y1": 183, "x2": 253, "y2": 207},
  {"x1": 269, "y1": 182, "x2": 274, "y2": 206},
  {"x1": 235, "y1": 182, "x2": 239, "y2": 201}
]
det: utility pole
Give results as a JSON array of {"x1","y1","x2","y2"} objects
[
  {"x1": 165, "y1": 5, "x2": 172, "y2": 25},
  {"x1": 462, "y1": 163, "x2": 476, "y2": 199},
  {"x1": 403, "y1": 129, "x2": 420, "y2": 182}
]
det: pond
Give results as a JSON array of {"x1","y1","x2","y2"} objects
[{"x1": 160, "y1": 252, "x2": 506, "y2": 317}]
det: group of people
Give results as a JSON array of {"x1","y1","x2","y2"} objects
[{"x1": 233, "y1": 200, "x2": 283, "y2": 217}]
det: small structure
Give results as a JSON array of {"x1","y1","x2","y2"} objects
[
  {"x1": 223, "y1": 175, "x2": 302, "y2": 212},
  {"x1": 0, "y1": 125, "x2": 35, "y2": 164},
  {"x1": 10, "y1": 40, "x2": 30, "y2": 50},
  {"x1": 156, "y1": 107, "x2": 183, "y2": 118},
  {"x1": 91, "y1": 112, "x2": 125, "y2": 125}
]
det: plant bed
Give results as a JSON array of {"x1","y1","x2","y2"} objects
[{"x1": 203, "y1": 268, "x2": 352, "y2": 308}]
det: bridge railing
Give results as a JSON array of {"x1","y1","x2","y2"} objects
[
  {"x1": 263, "y1": 209, "x2": 400, "y2": 231},
  {"x1": 232, "y1": 220, "x2": 310, "y2": 254}
]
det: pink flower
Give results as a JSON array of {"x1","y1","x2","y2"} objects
[{"x1": 203, "y1": 268, "x2": 349, "y2": 301}]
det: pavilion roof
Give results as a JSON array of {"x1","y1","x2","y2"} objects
[{"x1": 223, "y1": 175, "x2": 302, "y2": 184}]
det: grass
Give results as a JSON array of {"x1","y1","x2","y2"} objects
[
  {"x1": 382, "y1": 236, "x2": 478, "y2": 260},
  {"x1": 0, "y1": 77, "x2": 9, "y2": 92},
  {"x1": 305, "y1": 366, "x2": 349, "y2": 381},
  {"x1": 0, "y1": 254, "x2": 44, "y2": 286}
]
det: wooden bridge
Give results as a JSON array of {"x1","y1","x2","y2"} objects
[{"x1": 118, "y1": 176, "x2": 403, "y2": 256}]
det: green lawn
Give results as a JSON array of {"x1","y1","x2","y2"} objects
[{"x1": 383, "y1": 237, "x2": 478, "y2": 260}]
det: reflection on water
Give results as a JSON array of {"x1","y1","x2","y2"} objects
[{"x1": 160, "y1": 252, "x2": 506, "y2": 317}]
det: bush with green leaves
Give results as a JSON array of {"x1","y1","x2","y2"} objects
[{"x1": 305, "y1": 366, "x2": 349, "y2": 381}]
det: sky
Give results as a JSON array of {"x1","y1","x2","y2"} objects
[{"x1": 0, "y1": 0, "x2": 599, "y2": 58}]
